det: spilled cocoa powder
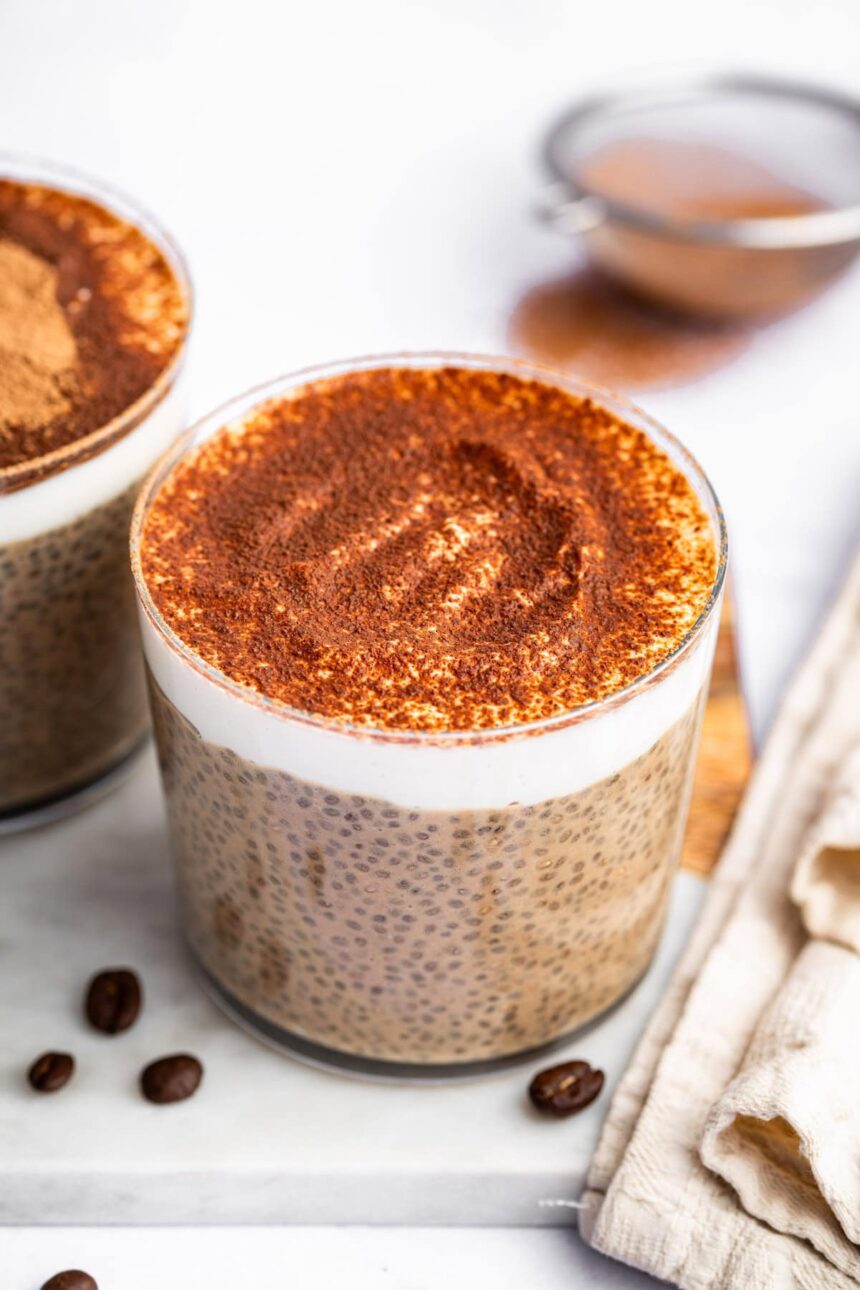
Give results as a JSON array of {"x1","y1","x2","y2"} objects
[{"x1": 509, "y1": 269, "x2": 749, "y2": 391}]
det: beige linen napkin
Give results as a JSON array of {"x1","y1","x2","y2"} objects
[
  {"x1": 580, "y1": 551, "x2": 860, "y2": 1289},
  {"x1": 791, "y1": 745, "x2": 860, "y2": 954},
  {"x1": 701, "y1": 940, "x2": 860, "y2": 1281},
  {"x1": 698, "y1": 734, "x2": 860, "y2": 1279}
]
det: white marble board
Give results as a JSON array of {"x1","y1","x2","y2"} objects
[{"x1": 0, "y1": 752, "x2": 706, "y2": 1226}]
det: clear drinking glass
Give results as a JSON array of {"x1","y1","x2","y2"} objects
[
  {"x1": 0, "y1": 156, "x2": 192, "y2": 830},
  {"x1": 131, "y1": 354, "x2": 726, "y2": 1078}
]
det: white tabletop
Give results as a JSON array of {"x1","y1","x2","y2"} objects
[{"x1": 2, "y1": 0, "x2": 859, "y2": 1284}]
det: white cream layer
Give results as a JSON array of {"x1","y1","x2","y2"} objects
[
  {"x1": 140, "y1": 601, "x2": 719, "y2": 811},
  {"x1": 0, "y1": 374, "x2": 187, "y2": 545}
]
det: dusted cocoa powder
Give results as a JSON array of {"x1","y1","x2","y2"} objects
[
  {"x1": 0, "y1": 178, "x2": 187, "y2": 473},
  {"x1": 141, "y1": 365, "x2": 716, "y2": 732},
  {"x1": 0, "y1": 240, "x2": 77, "y2": 428}
]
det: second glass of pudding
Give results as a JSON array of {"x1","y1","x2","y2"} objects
[
  {"x1": 132, "y1": 354, "x2": 726, "y2": 1077},
  {"x1": 0, "y1": 157, "x2": 191, "y2": 827}
]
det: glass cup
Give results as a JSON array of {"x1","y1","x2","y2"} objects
[
  {"x1": 0, "y1": 156, "x2": 192, "y2": 830},
  {"x1": 131, "y1": 354, "x2": 727, "y2": 1079}
]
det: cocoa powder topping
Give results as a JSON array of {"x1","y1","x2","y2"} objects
[
  {"x1": 0, "y1": 178, "x2": 188, "y2": 473},
  {"x1": 141, "y1": 366, "x2": 717, "y2": 732}
]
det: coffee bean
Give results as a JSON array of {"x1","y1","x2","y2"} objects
[
  {"x1": 40, "y1": 1272, "x2": 97, "y2": 1290},
  {"x1": 140, "y1": 1053, "x2": 203, "y2": 1104},
  {"x1": 85, "y1": 967, "x2": 142, "y2": 1034},
  {"x1": 28, "y1": 1051, "x2": 75, "y2": 1093},
  {"x1": 528, "y1": 1059, "x2": 604, "y2": 1117}
]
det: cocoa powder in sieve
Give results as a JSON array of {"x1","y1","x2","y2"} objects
[
  {"x1": 577, "y1": 137, "x2": 828, "y2": 224},
  {"x1": 511, "y1": 137, "x2": 828, "y2": 390}
]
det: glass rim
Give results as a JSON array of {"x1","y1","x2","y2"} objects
[
  {"x1": 130, "y1": 350, "x2": 728, "y2": 747},
  {"x1": 543, "y1": 73, "x2": 860, "y2": 250},
  {"x1": 0, "y1": 151, "x2": 194, "y2": 493}
]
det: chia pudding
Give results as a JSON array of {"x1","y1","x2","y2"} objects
[
  {"x1": 133, "y1": 357, "x2": 725, "y2": 1074},
  {"x1": 0, "y1": 162, "x2": 190, "y2": 823}
]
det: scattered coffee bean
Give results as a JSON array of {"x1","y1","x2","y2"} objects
[
  {"x1": 140, "y1": 1053, "x2": 203, "y2": 1104},
  {"x1": 85, "y1": 967, "x2": 142, "y2": 1034},
  {"x1": 40, "y1": 1271, "x2": 97, "y2": 1290},
  {"x1": 28, "y1": 1051, "x2": 75, "y2": 1093},
  {"x1": 528, "y1": 1059, "x2": 605, "y2": 1117}
]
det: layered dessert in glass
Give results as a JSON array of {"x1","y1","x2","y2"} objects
[
  {"x1": 132, "y1": 355, "x2": 725, "y2": 1076},
  {"x1": 0, "y1": 159, "x2": 191, "y2": 827}
]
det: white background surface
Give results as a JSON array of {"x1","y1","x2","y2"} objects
[{"x1": 2, "y1": 0, "x2": 859, "y2": 1285}]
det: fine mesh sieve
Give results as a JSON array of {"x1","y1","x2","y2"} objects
[{"x1": 540, "y1": 75, "x2": 860, "y2": 319}]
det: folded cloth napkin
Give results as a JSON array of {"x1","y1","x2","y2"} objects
[
  {"x1": 790, "y1": 745, "x2": 860, "y2": 954},
  {"x1": 701, "y1": 940, "x2": 860, "y2": 1282},
  {"x1": 580, "y1": 551, "x2": 860, "y2": 1290}
]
